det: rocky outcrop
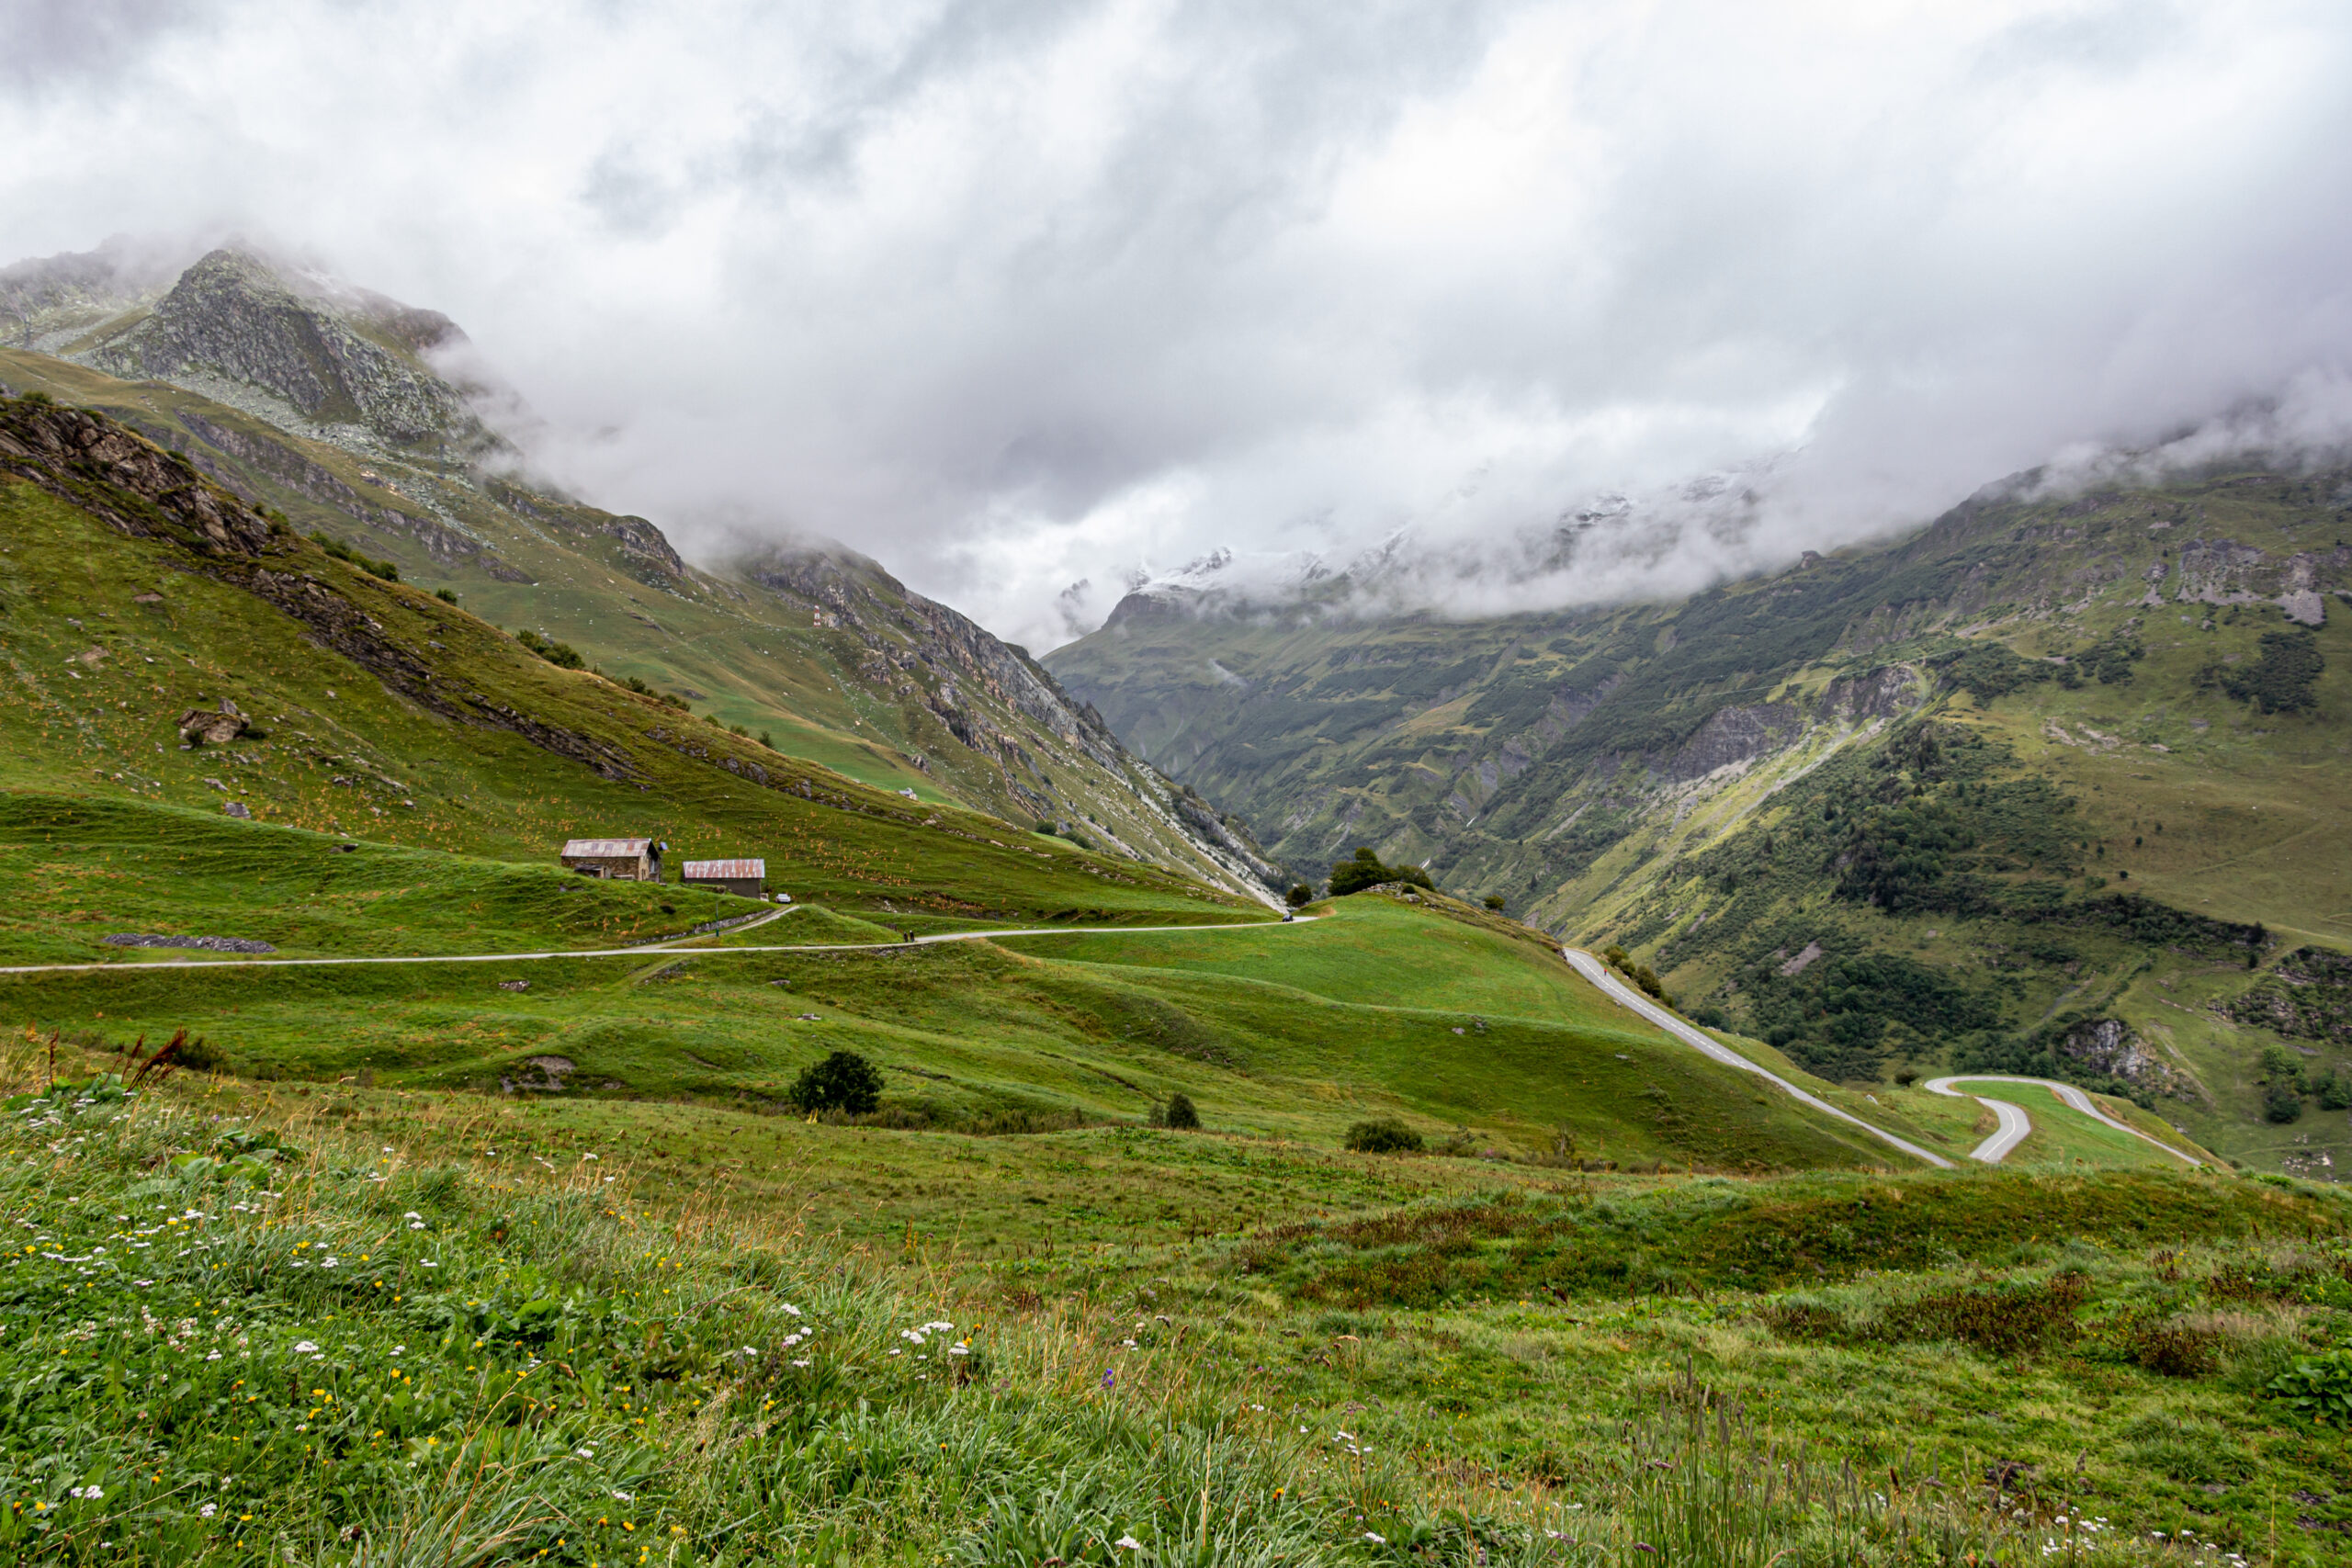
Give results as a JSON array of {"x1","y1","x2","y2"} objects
[
  {"x1": 84, "y1": 249, "x2": 485, "y2": 450},
  {"x1": 169, "y1": 410, "x2": 520, "y2": 574},
  {"x1": 603, "y1": 514, "x2": 687, "y2": 586},
  {"x1": 1816, "y1": 664, "x2": 1924, "y2": 724},
  {"x1": 1664, "y1": 703, "x2": 1801, "y2": 783},
  {"x1": 2055, "y1": 1017, "x2": 2180, "y2": 1095},
  {"x1": 2225, "y1": 948, "x2": 2352, "y2": 1044},
  {"x1": 177, "y1": 699, "x2": 248, "y2": 746}
]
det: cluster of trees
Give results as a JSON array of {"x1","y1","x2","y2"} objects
[
  {"x1": 2259, "y1": 1043, "x2": 2352, "y2": 1123},
  {"x1": 514, "y1": 626, "x2": 584, "y2": 670},
  {"x1": 2202, "y1": 629, "x2": 2324, "y2": 716},
  {"x1": 1601, "y1": 944, "x2": 1668, "y2": 1005},
  {"x1": 1328, "y1": 847, "x2": 1433, "y2": 897}
]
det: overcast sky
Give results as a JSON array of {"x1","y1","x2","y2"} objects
[{"x1": 6, "y1": 0, "x2": 2350, "y2": 648}]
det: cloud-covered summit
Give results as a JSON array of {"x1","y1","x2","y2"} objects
[{"x1": 3, "y1": 0, "x2": 2350, "y2": 649}]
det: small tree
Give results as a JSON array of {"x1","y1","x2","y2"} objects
[
  {"x1": 1343, "y1": 1117, "x2": 1424, "y2": 1155},
  {"x1": 2265, "y1": 1082, "x2": 2304, "y2": 1124},
  {"x1": 1164, "y1": 1092, "x2": 1200, "y2": 1130},
  {"x1": 790, "y1": 1049, "x2": 883, "y2": 1115},
  {"x1": 1285, "y1": 884, "x2": 1314, "y2": 908},
  {"x1": 1483, "y1": 895, "x2": 1506, "y2": 911},
  {"x1": 1329, "y1": 847, "x2": 1432, "y2": 897}
]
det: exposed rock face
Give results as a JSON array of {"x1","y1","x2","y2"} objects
[
  {"x1": 1817, "y1": 664, "x2": 1925, "y2": 723},
  {"x1": 2056, "y1": 1017, "x2": 2179, "y2": 1094},
  {"x1": 2225, "y1": 947, "x2": 2352, "y2": 1044},
  {"x1": 85, "y1": 249, "x2": 487, "y2": 450},
  {"x1": 1665, "y1": 703, "x2": 1801, "y2": 783},
  {"x1": 170, "y1": 410, "x2": 518, "y2": 573},
  {"x1": 739, "y1": 541, "x2": 1277, "y2": 897}
]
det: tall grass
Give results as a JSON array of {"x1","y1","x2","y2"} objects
[{"x1": 0, "y1": 1045, "x2": 2267, "y2": 1564}]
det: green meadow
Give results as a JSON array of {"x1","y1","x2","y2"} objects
[{"x1": 3, "y1": 1051, "x2": 2347, "y2": 1567}]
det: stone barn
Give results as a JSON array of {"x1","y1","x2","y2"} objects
[
  {"x1": 559, "y1": 838, "x2": 663, "y2": 882},
  {"x1": 681, "y1": 858, "x2": 765, "y2": 898}
]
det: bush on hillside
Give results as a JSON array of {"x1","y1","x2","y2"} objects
[
  {"x1": 1329, "y1": 847, "x2": 1432, "y2": 897},
  {"x1": 1343, "y1": 1116, "x2": 1424, "y2": 1155},
  {"x1": 1483, "y1": 895, "x2": 1507, "y2": 911},
  {"x1": 434, "y1": 586, "x2": 458, "y2": 604},
  {"x1": 514, "y1": 626, "x2": 585, "y2": 670},
  {"x1": 1157, "y1": 1092, "x2": 1201, "y2": 1130},
  {"x1": 790, "y1": 1049, "x2": 884, "y2": 1115},
  {"x1": 309, "y1": 528, "x2": 401, "y2": 582},
  {"x1": 1286, "y1": 884, "x2": 1314, "y2": 908},
  {"x1": 1601, "y1": 943, "x2": 1668, "y2": 1004},
  {"x1": 2264, "y1": 1083, "x2": 2304, "y2": 1124}
]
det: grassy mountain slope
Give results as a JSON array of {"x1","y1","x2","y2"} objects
[
  {"x1": 0, "y1": 389, "x2": 1958, "y2": 1178},
  {"x1": 1048, "y1": 462, "x2": 2352, "y2": 1173},
  {"x1": 0, "y1": 396, "x2": 1250, "y2": 936},
  {"x1": 0, "y1": 243, "x2": 1278, "y2": 900}
]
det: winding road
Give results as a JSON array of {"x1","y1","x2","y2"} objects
[
  {"x1": 0, "y1": 908, "x2": 2205, "y2": 1171},
  {"x1": 1924, "y1": 1075, "x2": 2201, "y2": 1167},
  {"x1": 1562, "y1": 948, "x2": 1955, "y2": 1169}
]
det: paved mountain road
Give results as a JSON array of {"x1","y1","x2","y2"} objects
[
  {"x1": 1924, "y1": 1076, "x2": 2201, "y2": 1167},
  {"x1": 0, "y1": 908, "x2": 1321, "y2": 976},
  {"x1": 0, "y1": 911, "x2": 2190, "y2": 1170},
  {"x1": 1561, "y1": 948, "x2": 1955, "y2": 1170}
]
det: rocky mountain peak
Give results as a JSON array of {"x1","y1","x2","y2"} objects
[{"x1": 83, "y1": 247, "x2": 492, "y2": 456}]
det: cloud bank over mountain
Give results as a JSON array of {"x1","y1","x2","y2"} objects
[{"x1": 3, "y1": 0, "x2": 2350, "y2": 648}]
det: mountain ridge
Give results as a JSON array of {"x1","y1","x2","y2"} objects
[
  {"x1": 1048, "y1": 454, "x2": 2352, "y2": 1172},
  {"x1": 0, "y1": 240, "x2": 1281, "y2": 900}
]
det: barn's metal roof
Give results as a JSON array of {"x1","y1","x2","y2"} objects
[
  {"x1": 682, "y1": 859, "x2": 766, "y2": 879},
  {"x1": 560, "y1": 838, "x2": 652, "y2": 858}
]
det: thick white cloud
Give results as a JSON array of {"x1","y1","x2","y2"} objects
[{"x1": 3, "y1": 0, "x2": 2348, "y2": 648}]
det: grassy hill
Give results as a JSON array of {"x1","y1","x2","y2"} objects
[
  {"x1": 0, "y1": 243, "x2": 1279, "y2": 901},
  {"x1": 0, "y1": 388, "x2": 1962, "y2": 1180},
  {"x1": 1047, "y1": 462, "x2": 2352, "y2": 1175}
]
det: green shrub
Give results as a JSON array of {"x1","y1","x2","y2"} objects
[
  {"x1": 1164, "y1": 1092, "x2": 1200, "y2": 1131},
  {"x1": 1482, "y1": 895, "x2": 1506, "y2": 911},
  {"x1": 1329, "y1": 847, "x2": 1432, "y2": 897},
  {"x1": 2268, "y1": 1348, "x2": 2352, "y2": 1427},
  {"x1": 434, "y1": 587, "x2": 458, "y2": 604},
  {"x1": 790, "y1": 1049, "x2": 884, "y2": 1115},
  {"x1": 2265, "y1": 1083, "x2": 2304, "y2": 1123},
  {"x1": 1601, "y1": 943, "x2": 1668, "y2": 1003},
  {"x1": 366, "y1": 557, "x2": 401, "y2": 581},
  {"x1": 1285, "y1": 884, "x2": 1314, "y2": 908},
  {"x1": 1343, "y1": 1117, "x2": 1423, "y2": 1155},
  {"x1": 514, "y1": 627, "x2": 585, "y2": 670}
]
